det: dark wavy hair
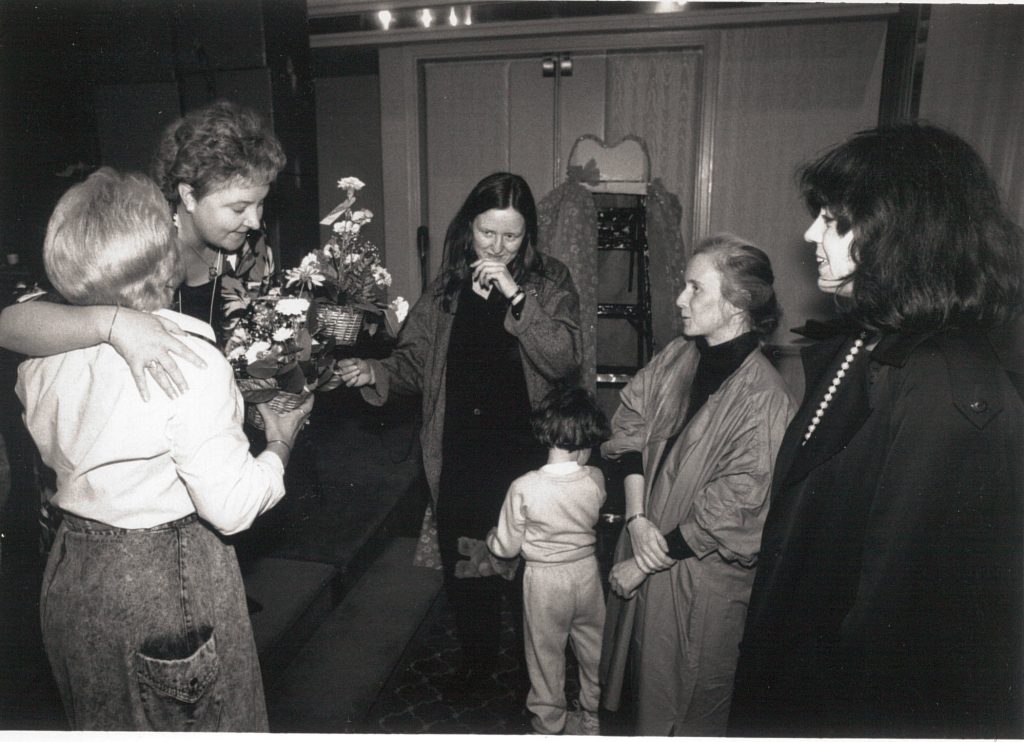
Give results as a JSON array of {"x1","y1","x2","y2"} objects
[
  {"x1": 694, "y1": 233, "x2": 781, "y2": 338},
  {"x1": 799, "y1": 123, "x2": 1024, "y2": 332},
  {"x1": 437, "y1": 172, "x2": 542, "y2": 311},
  {"x1": 152, "y1": 100, "x2": 286, "y2": 205},
  {"x1": 530, "y1": 384, "x2": 610, "y2": 452}
]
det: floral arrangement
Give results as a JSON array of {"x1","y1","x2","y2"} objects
[
  {"x1": 286, "y1": 176, "x2": 407, "y2": 338},
  {"x1": 216, "y1": 176, "x2": 408, "y2": 421},
  {"x1": 221, "y1": 285, "x2": 342, "y2": 405}
]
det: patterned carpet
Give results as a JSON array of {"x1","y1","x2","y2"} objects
[{"x1": 366, "y1": 588, "x2": 634, "y2": 735}]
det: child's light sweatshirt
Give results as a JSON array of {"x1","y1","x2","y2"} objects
[{"x1": 487, "y1": 462, "x2": 606, "y2": 564}]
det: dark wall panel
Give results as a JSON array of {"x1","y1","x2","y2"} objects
[{"x1": 94, "y1": 83, "x2": 181, "y2": 173}]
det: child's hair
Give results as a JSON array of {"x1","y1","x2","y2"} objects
[{"x1": 530, "y1": 385, "x2": 610, "y2": 451}]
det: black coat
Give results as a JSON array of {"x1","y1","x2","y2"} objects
[{"x1": 729, "y1": 323, "x2": 1024, "y2": 738}]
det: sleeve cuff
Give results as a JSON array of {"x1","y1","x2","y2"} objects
[
  {"x1": 359, "y1": 359, "x2": 389, "y2": 406},
  {"x1": 510, "y1": 294, "x2": 525, "y2": 321},
  {"x1": 255, "y1": 449, "x2": 286, "y2": 477},
  {"x1": 601, "y1": 450, "x2": 644, "y2": 481},
  {"x1": 663, "y1": 527, "x2": 696, "y2": 560},
  {"x1": 619, "y1": 451, "x2": 644, "y2": 476}
]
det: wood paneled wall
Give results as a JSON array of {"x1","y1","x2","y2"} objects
[
  {"x1": 315, "y1": 75, "x2": 385, "y2": 255},
  {"x1": 708, "y1": 20, "x2": 887, "y2": 343}
]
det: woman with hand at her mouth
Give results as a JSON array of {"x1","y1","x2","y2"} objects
[{"x1": 336, "y1": 172, "x2": 582, "y2": 699}]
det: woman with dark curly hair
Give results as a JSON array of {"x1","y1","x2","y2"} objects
[
  {"x1": 729, "y1": 123, "x2": 1024, "y2": 738},
  {"x1": 338, "y1": 172, "x2": 582, "y2": 698},
  {"x1": 600, "y1": 234, "x2": 796, "y2": 735},
  {"x1": 150, "y1": 100, "x2": 285, "y2": 346},
  {"x1": 0, "y1": 100, "x2": 285, "y2": 398}
]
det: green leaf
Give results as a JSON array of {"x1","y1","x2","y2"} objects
[
  {"x1": 246, "y1": 358, "x2": 279, "y2": 378},
  {"x1": 279, "y1": 364, "x2": 306, "y2": 394},
  {"x1": 318, "y1": 375, "x2": 344, "y2": 393},
  {"x1": 384, "y1": 306, "x2": 402, "y2": 338}
]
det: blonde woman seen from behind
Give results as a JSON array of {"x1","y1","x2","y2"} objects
[{"x1": 17, "y1": 169, "x2": 312, "y2": 731}]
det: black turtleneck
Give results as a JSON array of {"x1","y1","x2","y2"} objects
[{"x1": 618, "y1": 331, "x2": 761, "y2": 560}]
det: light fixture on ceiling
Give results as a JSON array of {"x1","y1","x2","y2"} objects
[
  {"x1": 463, "y1": 6, "x2": 472, "y2": 25},
  {"x1": 377, "y1": 9, "x2": 393, "y2": 29},
  {"x1": 448, "y1": 7, "x2": 459, "y2": 26},
  {"x1": 419, "y1": 8, "x2": 434, "y2": 27}
]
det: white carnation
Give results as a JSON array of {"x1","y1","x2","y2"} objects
[
  {"x1": 275, "y1": 297, "x2": 310, "y2": 316},
  {"x1": 350, "y1": 209, "x2": 373, "y2": 225},
  {"x1": 244, "y1": 341, "x2": 271, "y2": 365},
  {"x1": 390, "y1": 296, "x2": 409, "y2": 324},
  {"x1": 337, "y1": 177, "x2": 365, "y2": 192}
]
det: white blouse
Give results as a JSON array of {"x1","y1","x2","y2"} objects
[{"x1": 16, "y1": 309, "x2": 285, "y2": 534}]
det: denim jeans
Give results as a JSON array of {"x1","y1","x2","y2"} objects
[{"x1": 40, "y1": 512, "x2": 268, "y2": 731}]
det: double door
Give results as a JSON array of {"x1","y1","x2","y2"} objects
[
  {"x1": 417, "y1": 39, "x2": 714, "y2": 290},
  {"x1": 377, "y1": 31, "x2": 717, "y2": 367}
]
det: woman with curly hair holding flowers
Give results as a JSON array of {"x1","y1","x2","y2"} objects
[{"x1": 0, "y1": 100, "x2": 286, "y2": 398}]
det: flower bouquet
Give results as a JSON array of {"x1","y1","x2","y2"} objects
[
  {"x1": 286, "y1": 176, "x2": 407, "y2": 344},
  {"x1": 222, "y1": 285, "x2": 342, "y2": 429}
]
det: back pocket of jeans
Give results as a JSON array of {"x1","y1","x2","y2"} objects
[{"x1": 135, "y1": 628, "x2": 222, "y2": 731}]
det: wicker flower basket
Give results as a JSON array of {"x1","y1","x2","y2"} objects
[
  {"x1": 317, "y1": 304, "x2": 363, "y2": 345},
  {"x1": 244, "y1": 390, "x2": 308, "y2": 431},
  {"x1": 236, "y1": 377, "x2": 308, "y2": 431}
]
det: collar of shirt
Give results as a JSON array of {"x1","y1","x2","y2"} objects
[
  {"x1": 541, "y1": 461, "x2": 582, "y2": 475},
  {"x1": 154, "y1": 307, "x2": 218, "y2": 343}
]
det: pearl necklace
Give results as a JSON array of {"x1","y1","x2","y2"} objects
[{"x1": 802, "y1": 332, "x2": 868, "y2": 445}]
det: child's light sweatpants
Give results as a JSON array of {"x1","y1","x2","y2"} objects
[{"x1": 523, "y1": 555, "x2": 605, "y2": 734}]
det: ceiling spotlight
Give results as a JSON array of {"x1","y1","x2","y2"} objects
[
  {"x1": 377, "y1": 9, "x2": 393, "y2": 29},
  {"x1": 448, "y1": 6, "x2": 458, "y2": 26},
  {"x1": 419, "y1": 8, "x2": 433, "y2": 27},
  {"x1": 463, "y1": 6, "x2": 472, "y2": 24}
]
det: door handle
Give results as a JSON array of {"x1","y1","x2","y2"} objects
[{"x1": 541, "y1": 53, "x2": 572, "y2": 77}]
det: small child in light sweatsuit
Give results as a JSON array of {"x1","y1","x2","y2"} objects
[{"x1": 486, "y1": 385, "x2": 609, "y2": 735}]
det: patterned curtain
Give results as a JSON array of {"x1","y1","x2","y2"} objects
[{"x1": 605, "y1": 50, "x2": 702, "y2": 346}]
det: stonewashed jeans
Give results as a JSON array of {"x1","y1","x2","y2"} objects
[{"x1": 40, "y1": 512, "x2": 268, "y2": 731}]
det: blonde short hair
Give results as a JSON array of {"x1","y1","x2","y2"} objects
[
  {"x1": 693, "y1": 233, "x2": 780, "y2": 337},
  {"x1": 44, "y1": 168, "x2": 182, "y2": 311}
]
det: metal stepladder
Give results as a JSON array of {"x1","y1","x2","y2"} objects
[
  {"x1": 567, "y1": 134, "x2": 657, "y2": 571},
  {"x1": 568, "y1": 134, "x2": 656, "y2": 388}
]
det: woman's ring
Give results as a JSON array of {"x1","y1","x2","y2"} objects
[{"x1": 146, "y1": 361, "x2": 160, "y2": 370}]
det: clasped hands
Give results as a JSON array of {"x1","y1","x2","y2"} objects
[
  {"x1": 470, "y1": 258, "x2": 518, "y2": 299},
  {"x1": 609, "y1": 515, "x2": 676, "y2": 599}
]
